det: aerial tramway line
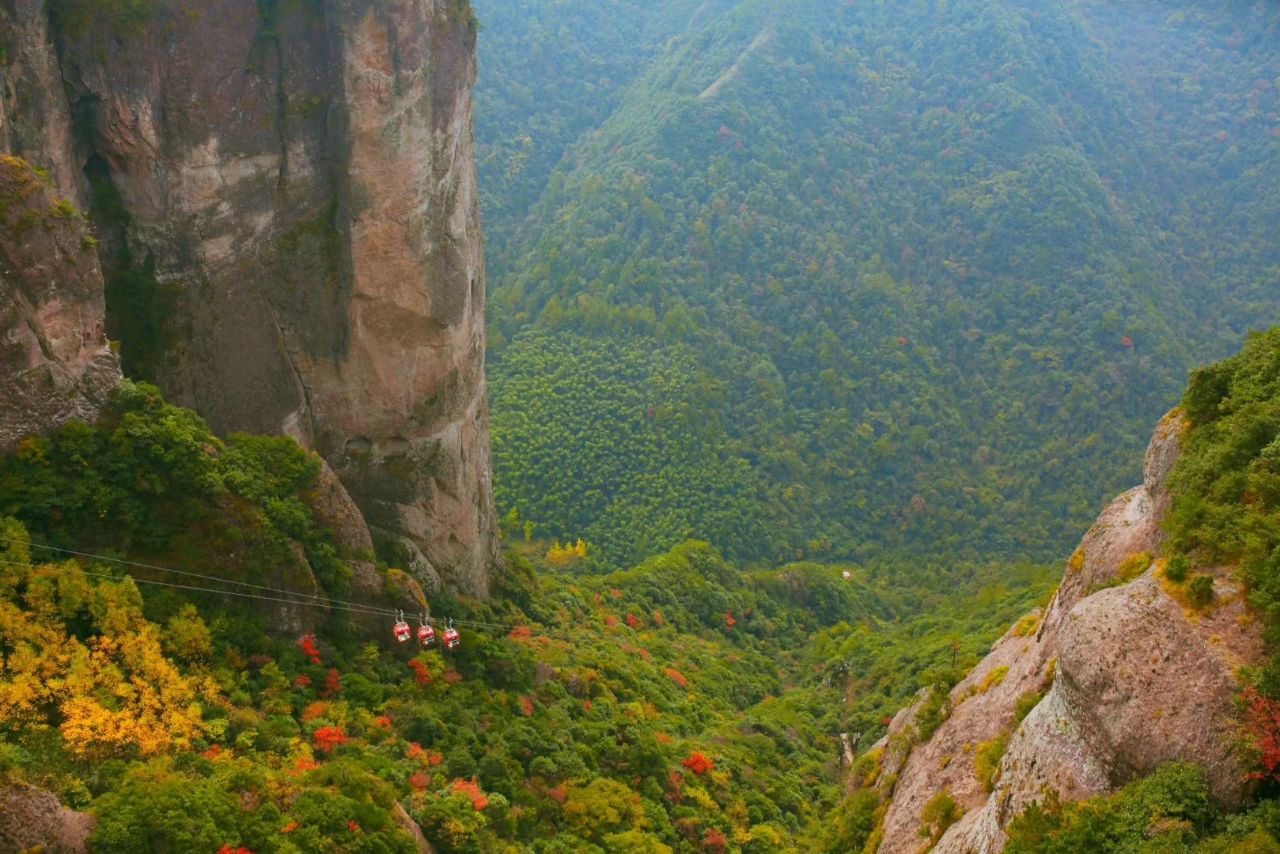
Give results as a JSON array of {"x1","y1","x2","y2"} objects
[{"x1": 0, "y1": 535, "x2": 541, "y2": 651}]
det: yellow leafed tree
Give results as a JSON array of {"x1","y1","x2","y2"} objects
[{"x1": 0, "y1": 538, "x2": 213, "y2": 759}]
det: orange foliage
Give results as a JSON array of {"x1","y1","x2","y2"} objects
[
  {"x1": 409, "y1": 659, "x2": 433, "y2": 686},
  {"x1": 665, "y1": 668, "x2": 690, "y2": 688},
  {"x1": 518, "y1": 695, "x2": 535, "y2": 717},
  {"x1": 682, "y1": 752, "x2": 714, "y2": 775},
  {"x1": 703, "y1": 828, "x2": 729, "y2": 853},
  {"x1": 408, "y1": 772, "x2": 429, "y2": 791},
  {"x1": 625, "y1": 613, "x2": 641, "y2": 629},
  {"x1": 312, "y1": 726, "x2": 348, "y2": 753},
  {"x1": 301, "y1": 701, "x2": 330, "y2": 722},
  {"x1": 452, "y1": 777, "x2": 489, "y2": 810}
]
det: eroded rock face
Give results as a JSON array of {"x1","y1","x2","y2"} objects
[
  {"x1": 0, "y1": 156, "x2": 121, "y2": 452},
  {"x1": 871, "y1": 411, "x2": 1263, "y2": 854},
  {"x1": 20, "y1": 0, "x2": 499, "y2": 595},
  {"x1": 0, "y1": 783, "x2": 94, "y2": 853}
]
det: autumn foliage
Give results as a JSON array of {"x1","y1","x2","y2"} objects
[
  {"x1": 665, "y1": 667, "x2": 690, "y2": 688},
  {"x1": 299, "y1": 634, "x2": 322, "y2": 666},
  {"x1": 452, "y1": 777, "x2": 489, "y2": 810},
  {"x1": 682, "y1": 752, "x2": 714, "y2": 775},
  {"x1": 312, "y1": 726, "x2": 349, "y2": 753},
  {"x1": 1243, "y1": 687, "x2": 1280, "y2": 780}
]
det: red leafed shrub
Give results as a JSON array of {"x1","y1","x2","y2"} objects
[
  {"x1": 347, "y1": 821, "x2": 361, "y2": 833},
  {"x1": 546, "y1": 784, "x2": 568, "y2": 805},
  {"x1": 293, "y1": 674, "x2": 311, "y2": 689},
  {"x1": 604, "y1": 614, "x2": 619, "y2": 628},
  {"x1": 321, "y1": 668, "x2": 341, "y2": 698},
  {"x1": 202, "y1": 744, "x2": 222, "y2": 761},
  {"x1": 652, "y1": 611, "x2": 665, "y2": 627},
  {"x1": 428, "y1": 750, "x2": 444, "y2": 766},
  {"x1": 665, "y1": 668, "x2": 689, "y2": 688},
  {"x1": 625, "y1": 613, "x2": 641, "y2": 629},
  {"x1": 444, "y1": 670, "x2": 463, "y2": 684},
  {"x1": 408, "y1": 772, "x2": 429, "y2": 791},
  {"x1": 518, "y1": 695, "x2": 535, "y2": 717},
  {"x1": 409, "y1": 658, "x2": 433, "y2": 685},
  {"x1": 1243, "y1": 687, "x2": 1280, "y2": 780},
  {"x1": 299, "y1": 634, "x2": 322, "y2": 666},
  {"x1": 407, "y1": 742, "x2": 427, "y2": 760},
  {"x1": 682, "y1": 752, "x2": 714, "y2": 775},
  {"x1": 724, "y1": 611, "x2": 736, "y2": 628},
  {"x1": 217, "y1": 847, "x2": 253, "y2": 854},
  {"x1": 312, "y1": 726, "x2": 349, "y2": 753},
  {"x1": 656, "y1": 732, "x2": 672, "y2": 744},
  {"x1": 703, "y1": 828, "x2": 729, "y2": 854},
  {"x1": 452, "y1": 778, "x2": 489, "y2": 811},
  {"x1": 281, "y1": 822, "x2": 299, "y2": 834},
  {"x1": 582, "y1": 700, "x2": 593, "y2": 712},
  {"x1": 508, "y1": 625, "x2": 533, "y2": 640},
  {"x1": 374, "y1": 715, "x2": 393, "y2": 730}
]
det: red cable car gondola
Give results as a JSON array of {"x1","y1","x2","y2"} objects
[
  {"x1": 442, "y1": 619, "x2": 461, "y2": 650},
  {"x1": 393, "y1": 611, "x2": 412, "y2": 644},
  {"x1": 417, "y1": 618, "x2": 436, "y2": 647}
]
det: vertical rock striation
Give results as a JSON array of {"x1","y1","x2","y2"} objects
[
  {"x1": 0, "y1": 0, "x2": 498, "y2": 595},
  {"x1": 0, "y1": 2, "x2": 122, "y2": 452}
]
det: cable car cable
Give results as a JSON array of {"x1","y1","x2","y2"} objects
[{"x1": 0, "y1": 535, "x2": 395, "y2": 616}]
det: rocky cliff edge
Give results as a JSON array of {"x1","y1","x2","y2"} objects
[{"x1": 867, "y1": 411, "x2": 1263, "y2": 853}]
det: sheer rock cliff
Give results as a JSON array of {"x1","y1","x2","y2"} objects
[{"x1": 0, "y1": 0, "x2": 498, "y2": 596}]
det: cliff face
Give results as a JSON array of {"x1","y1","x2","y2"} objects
[
  {"x1": 0, "y1": 3, "x2": 122, "y2": 452},
  {"x1": 0, "y1": 0, "x2": 498, "y2": 596},
  {"x1": 0, "y1": 155, "x2": 121, "y2": 452},
  {"x1": 868, "y1": 411, "x2": 1264, "y2": 854}
]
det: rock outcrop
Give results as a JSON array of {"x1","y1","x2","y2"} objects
[
  {"x1": 868, "y1": 411, "x2": 1264, "y2": 853},
  {"x1": 0, "y1": 783, "x2": 94, "y2": 853},
  {"x1": 0, "y1": 156, "x2": 120, "y2": 452},
  {"x1": 0, "y1": 0, "x2": 498, "y2": 596}
]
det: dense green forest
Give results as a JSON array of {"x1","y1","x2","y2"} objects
[
  {"x1": 0, "y1": 386, "x2": 1055, "y2": 851},
  {"x1": 8, "y1": 346, "x2": 1280, "y2": 851},
  {"x1": 475, "y1": 0, "x2": 1280, "y2": 570}
]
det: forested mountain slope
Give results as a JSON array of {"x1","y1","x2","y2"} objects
[{"x1": 475, "y1": 0, "x2": 1280, "y2": 569}]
